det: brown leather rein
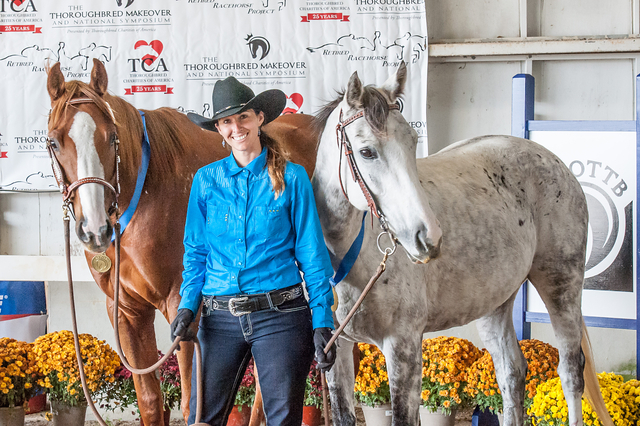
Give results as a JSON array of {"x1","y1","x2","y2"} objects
[
  {"x1": 319, "y1": 103, "x2": 401, "y2": 426},
  {"x1": 335, "y1": 103, "x2": 400, "y2": 234},
  {"x1": 51, "y1": 97, "x2": 207, "y2": 426}
]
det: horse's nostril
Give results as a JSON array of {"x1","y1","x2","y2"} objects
[
  {"x1": 414, "y1": 228, "x2": 442, "y2": 260},
  {"x1": 78, "y1": 229, "x2": 91, "y2": 243},
  {"x1": 76, "y1": 220, "x2": 90, "y2": 243},
  {"x1": 99, "y1": 221, "x2": 112, "y2": 238},
  {"x1": 427, "y1": 239, "x2": 441, "y2": 259},
  {"x1": 415, "y1": 228, "x2": 430, "y2": 251}
]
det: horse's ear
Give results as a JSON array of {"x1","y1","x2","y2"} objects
[
  {"x1": 47, "y1": 62, "x2": 66, "y2": 102},
  {"x1": 89, "y1": 58, "x2": 108, "y2": 96},
  {"x1": 346, "y1": 71, "x2": 363, "y2": 108},
  {"x1": 381, "y1": 61, "x2": 407, "y2": 101}
]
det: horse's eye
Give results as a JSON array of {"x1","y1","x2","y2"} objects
[
  {"x1": 110, "y1": 133, "x2": 118, "y2": 146},
  {"x1": 48, "y1": 138, "x2": 60, "y2": 152},
  {"x1": 359, "y1": 147, "x2": 377, "y2": 159}
]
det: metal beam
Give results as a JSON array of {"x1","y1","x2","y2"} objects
[
  {"x1": 0, "y1": 255, "x2": 93, "y2": 281},
  {"x1": 429, "y1": 35, "x2": 640, "y2": 59}
]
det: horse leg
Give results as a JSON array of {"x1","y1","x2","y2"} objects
[
  {"x1": 327, "y1": 338, "x2": 358, "y2": 426},
  {"x1": 475, "y1": 291, "x2": 527, "y2": 426},
  {"x1": 175, "y1": 341, "x2": 194, "y2": 424},
  {"x1": 249, "y1": 363, "x2": 266, "y2": 426},
  {"x1": 529, "y1": 269, "x2": 586, "y2": 426},
  {"x1": 167, "y1": 294, "x2": 194, "y2": 424},
  {"x1": 106, "y1": 297, "x2": 166, "y2": 426},
  {"x1": 383, "y1": 335, "x2": 422, "y2": 426}
]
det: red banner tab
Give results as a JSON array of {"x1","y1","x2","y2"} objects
[
  {"x1": 124, "y1": 85, "x2": 173, "y2": 95},
  {"x1": 301, "y1": 13, "x2": 349, "y2": 22},
  {"x1": 0, "y1": 25, "x2": 41, "y2": 33},
  {"x1": 1, "y1": 152, "x2": 8, "y2": 159}
]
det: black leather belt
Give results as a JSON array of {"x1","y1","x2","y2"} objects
[{"x1": 203, "y1": 284, "x2": 304, "y2": 317}]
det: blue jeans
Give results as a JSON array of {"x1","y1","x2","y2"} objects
[{"x1": 188, "y1": 295, "x2": 314, "y2": 426}]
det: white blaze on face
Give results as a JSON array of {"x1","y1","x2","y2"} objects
[{"x1": 68, "y1": 111, "x2": 107, "y2": 235}]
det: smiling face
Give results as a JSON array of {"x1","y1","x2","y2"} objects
[{"x1": 215, "y1": 109, "x2": 264, "y2": 162}]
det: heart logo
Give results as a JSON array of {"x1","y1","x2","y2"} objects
[
  {"x1": 283, "y1": 93, "x2": 303, "y2": 114},
  {"x1": 12, "y1": 0, "x2": 25, "y2": 6},
  {"x1": 134, "y1": 40, "x2": 163, "y2": 65}
]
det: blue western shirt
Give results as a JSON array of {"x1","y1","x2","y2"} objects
[{"x1": 178, "y1": 147, "x2": 334, "y2": 329}]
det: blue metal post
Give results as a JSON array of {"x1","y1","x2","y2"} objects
[
  {"x1": 511, "y1": 74, "x2": 535, "y2": 340},
  {"x1": 635, "y1": 74, "x2": 640, "y2": 379},
  {"x1": 511, "y1": 74, "x2": 535, "y2": 140}
]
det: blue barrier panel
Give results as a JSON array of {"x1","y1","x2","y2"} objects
[{"x1": 0, "y1": 281, "x2": 46, "y2": 316}]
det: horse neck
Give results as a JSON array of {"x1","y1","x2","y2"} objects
[{"x1": 312, "y1": 107, "x2": 366, "y2": 260}]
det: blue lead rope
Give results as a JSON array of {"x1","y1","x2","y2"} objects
[
  {"x1": 111, "y1": 110, "x2": 150, "y2": 241},
  {"x1": 329, "y1": 211, "x2": 367, "y2": 287}
]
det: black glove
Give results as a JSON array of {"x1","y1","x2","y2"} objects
[
  {"x1": 170, "y1": 309, "x2": 195, "y2": 344},
  {"x1": 313, "y1": 327, "x2": 337, "y2": 372}
]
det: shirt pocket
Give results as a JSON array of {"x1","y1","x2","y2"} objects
[
  {"x1": 253, "y1": 205, "x2": 291, "y2": 240},
  {"x1": 206, "y1": 204, "x2": 230, "y2": 237}
]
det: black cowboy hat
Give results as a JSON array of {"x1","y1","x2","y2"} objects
[{"x1": 187, "y1": 76, "x2": 286, "y2": 132}]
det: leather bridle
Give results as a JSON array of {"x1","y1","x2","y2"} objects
[
  {"x1": 46, "y1": 97, "x2": 121, "y2": 219},
  {"x1": 335, "y1": 103, "x2": 400, "y2": 251}
]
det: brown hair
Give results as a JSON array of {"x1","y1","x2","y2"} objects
[{"x1": 260, "y1": 129, "x2": 289, "y2": 198}]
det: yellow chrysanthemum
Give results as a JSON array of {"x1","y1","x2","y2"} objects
[
  {"x1": 354, "y1": 343, "x2": 391, "y2": 408},
  {"x1": 421, "y1": 337, "x2": 482, "y2": 414},
  {"x1": 465, "y1": 339, "x2": 559, "y2": 414},
  {"x1": 529, "y1": 373, "x2": 640, "y2": 426},
  {"x1": 32, "y1": 331, "x2": 120, "y2": 405},
  {"x1": 0, "y1": 338, "x2": 41, "y2": 408}
]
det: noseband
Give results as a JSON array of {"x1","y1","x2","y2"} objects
[
  {"x1": 47, "y1": 97, "x2": 121, "y2": 218},
  {"x1": 335, "y1": 103, "x2": 399, "y2": 242}
]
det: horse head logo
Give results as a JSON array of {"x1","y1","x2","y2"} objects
[
  {"x1": 116, "y1": 0, "x2": 135, "y2": 7},
  {"x1": 246, "y1": 35, "x2": 270, "y2": 60},
  {"x1": 283, "y1": 93, "x2": 303, "y2": 114},
  {"x1": 134, "y1": 40, "x2": 163, "y2": 66}
]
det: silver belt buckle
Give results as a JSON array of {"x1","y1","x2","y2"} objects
[
  {"x1": 202, "y1": 296, "x2": 212, "y2": 316},
  {"x1": 228, "y1": 296, "x2": 250, "y2": 316}
]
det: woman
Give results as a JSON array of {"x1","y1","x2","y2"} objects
[{"x1": 170, "y1": 76, "x2": 336, "y2": 426}]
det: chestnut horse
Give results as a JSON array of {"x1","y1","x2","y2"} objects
[{"x1": 46, "y1": 58, "x2": 318, "y2": 426}]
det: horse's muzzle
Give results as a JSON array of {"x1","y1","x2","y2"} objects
[
  {"x1": 404, "y1": 233, "x2": 442, "y2": 264},
  {"x1": 76, "y1": 218, "x2": 113, "y2": 253}
]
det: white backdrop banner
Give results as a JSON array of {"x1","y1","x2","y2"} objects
[{"x1": 0, "y1": 0, "x2": 428, "y2": 192}]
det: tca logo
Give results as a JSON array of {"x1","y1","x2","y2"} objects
[
  {"x1": 128, "y1": 40, "x2": 168, "y2": 73},
  {"x1": 0, "y1": 0, "x2": 36, "y2": 12}
]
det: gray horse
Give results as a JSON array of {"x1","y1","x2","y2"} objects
[{"x1": 312, "y1": 62, "x2": 612, "y2": 426}]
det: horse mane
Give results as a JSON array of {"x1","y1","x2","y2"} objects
[
  {"x1": 49, "y1": 80, "x2": 188, "y2": 186},
  {"x1": 312, "y1": 85, "x2": 392, "y2": 139}
]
